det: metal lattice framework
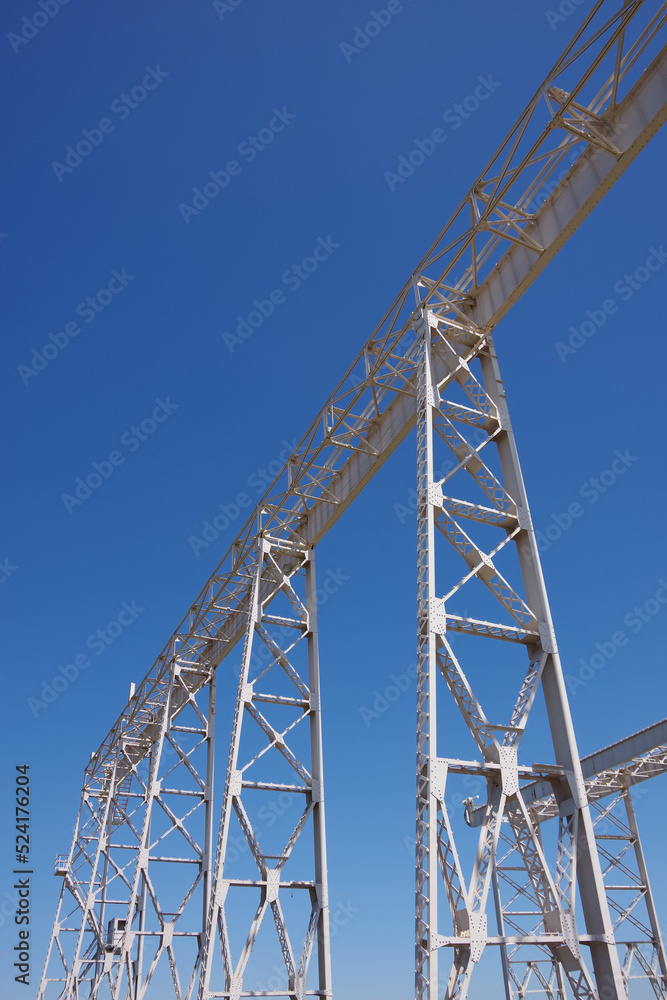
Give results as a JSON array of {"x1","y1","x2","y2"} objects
[
  {"x1": 465, "y1": 702, "x2": 667, "y2": 999},
  {"x1": 39, "y1": 2, "x2": 667, "y2": 998}
]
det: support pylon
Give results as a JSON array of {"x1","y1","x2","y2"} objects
[
  {"x1": 197, "y1": 536, "x2": 331, "y2": 1000},
  {"x1": 413, "y1": 307, "x2": 627, "y2": 1000},
  {"x1": 38, "y1": 539, "x2": 331, "y2": 1000},
  {"x1": 38, "y1": 658, "x2": 216, "y2": 999}
]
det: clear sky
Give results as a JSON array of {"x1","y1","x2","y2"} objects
[{"x1": 1, "y1": 1, "x2": 667, "y2": 998}]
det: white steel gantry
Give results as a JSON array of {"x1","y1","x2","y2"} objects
[{"x1": 39, "y1": 2, "x2": 667, "y2": 998}]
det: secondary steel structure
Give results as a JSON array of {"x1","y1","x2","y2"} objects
[{"x1": 39, "y1": 2, "x2": 667, "y2": 998}]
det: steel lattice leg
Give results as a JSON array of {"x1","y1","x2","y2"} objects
[
  {"x1": 413, "y1": 307, "x2": 627, "y2": 1000},
  {"x1": 198, "y1": 538, "x2": 332, "y2": 1000}
]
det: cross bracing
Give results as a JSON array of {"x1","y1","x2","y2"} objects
[
  {"x1": 39, "y1": 2, "x2": 667, "y2": 999},
  {"x1": 461, "y1": 721, "x2": 667, "y2": 1000},
  {"x1": 58, "y1": 0, "x2": 667, "y2": 793}
]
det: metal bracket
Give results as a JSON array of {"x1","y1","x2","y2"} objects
[
  {"x1": 430, "y1": 597, "x2": 446, "y2": 635},
  {"x1": 499, "y1": 746, "x2": 519, "y2": 796},
  {"x1": 538, "y1": 620, "x2": 557, "y2": 654},
  {"x1": 265, "y1": 868, "x2": 280, "y2": 904},
  {"x1": 229, "y1": 770, "x2": 243, "y2": 798}
]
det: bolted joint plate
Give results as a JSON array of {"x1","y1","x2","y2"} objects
[
  {"x1": 544, "y1": 909, "x2": 580, "y2": 959},
  {"x1": 561, "y1": 910, "x2": 580, "y2": 959},
  {"x1": 496, "y1": 403, "x2": 511, "y2": 430},
  {"x1": 289, "y1": 974, "x2": 306, "y2": 1000},
  {"x1": 310, "y1": 778, "x2": 321, "y2": 803},
  {"x1": 469, "y1": 912, "x2": 487, "y2": 963},
  {"x1": 428, "y1": 482, "x2": 444, "y2": 508},
  {"x1": 453, "y1": 909, "x2": 487, "y2": 963},
  {"x1": 565, "y1": 768, "x2": 587, "y2": 810},
  {"x1": 215, "y1": 878, "x2": 230, "y2": 907},
  {"x1": 499, "y1": 746, "x2": 519, "y2": 796},
  {"x1": 229, "y1": 769, "x2": 243, "y2": 798},
  {"x1": 431, "y1": 758, "x2": 448, "y2": 802},
  {"x1": 538, "y1": 620, "x2": 557, "y2": 654},
  {"x1": 516, "y1": 505, "x2": 532, "y2": 531},
  {"x1": 316, "y1": 881, "x2": 328, "y2": 908},
  {"x1": 429, "y1": 598, "x2": 446, "y2": 635},
  {"x1": 412, "y1": 309, "x2": 438, "y2": 338},
  {"x1": 229, "y1": 974, "x2": 243, "y2": 1000},
  {"x1": 241, "y1": 683, "x2": 253, "y2": 704},
  {"x1": 426, "y1": 385, "x2": 440, "y2": 409},
  {"x1": 265, "y1": 868, "x2": 280, "y2": 904}
]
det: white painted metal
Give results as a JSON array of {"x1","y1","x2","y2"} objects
[
  {"x1": 38, "y1": 663, "x2": 217, "y2": 999},
  {"x1": 413, "y1": 311, "x2": 623, "y2": 999},
  {"x1": 38, "y1": 2, "x2": 667, "y2": 997},
  {"x1": 197, "y1": 539, "x2": 332, "y2": 1000}
]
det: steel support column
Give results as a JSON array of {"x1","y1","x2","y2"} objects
[
  {"x1": 198, "y1": 537, "x2": 332, "y2": 1000},
  {"x1": 416, "y1": 316, "x2": 440, "y2": 1000},
  {"x1": 413, "y1": 308, "x2": 627, "y2": 999},
  {"x1": 480, "y1": 337, "x2": 625, "y2": 999}
]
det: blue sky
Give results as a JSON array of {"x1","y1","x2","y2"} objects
[{"x1": 2, "y1": 1, "x2": 667, "y2": 997}]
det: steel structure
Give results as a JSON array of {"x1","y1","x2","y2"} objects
[{"x1": 39, "y1": 2, "x2": 667, "y2": 998}]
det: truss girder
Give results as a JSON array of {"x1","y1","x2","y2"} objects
[
  {"x1": 465, "y1": 722, "x2": 667, "y2": 999},
  {"x1": 68, "y1": 3, "x2": 667, "y2": 801},
  {"x1": 522, "y1": 719, "x2": 667, "y2": 822}
]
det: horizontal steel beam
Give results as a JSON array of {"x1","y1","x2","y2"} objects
[
  {"x1": 528, "y1": 717, "x2": 667, "y2": 821},
  {"x1": 464, "y1": 718, "x2": 667, "y2": 825}
]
